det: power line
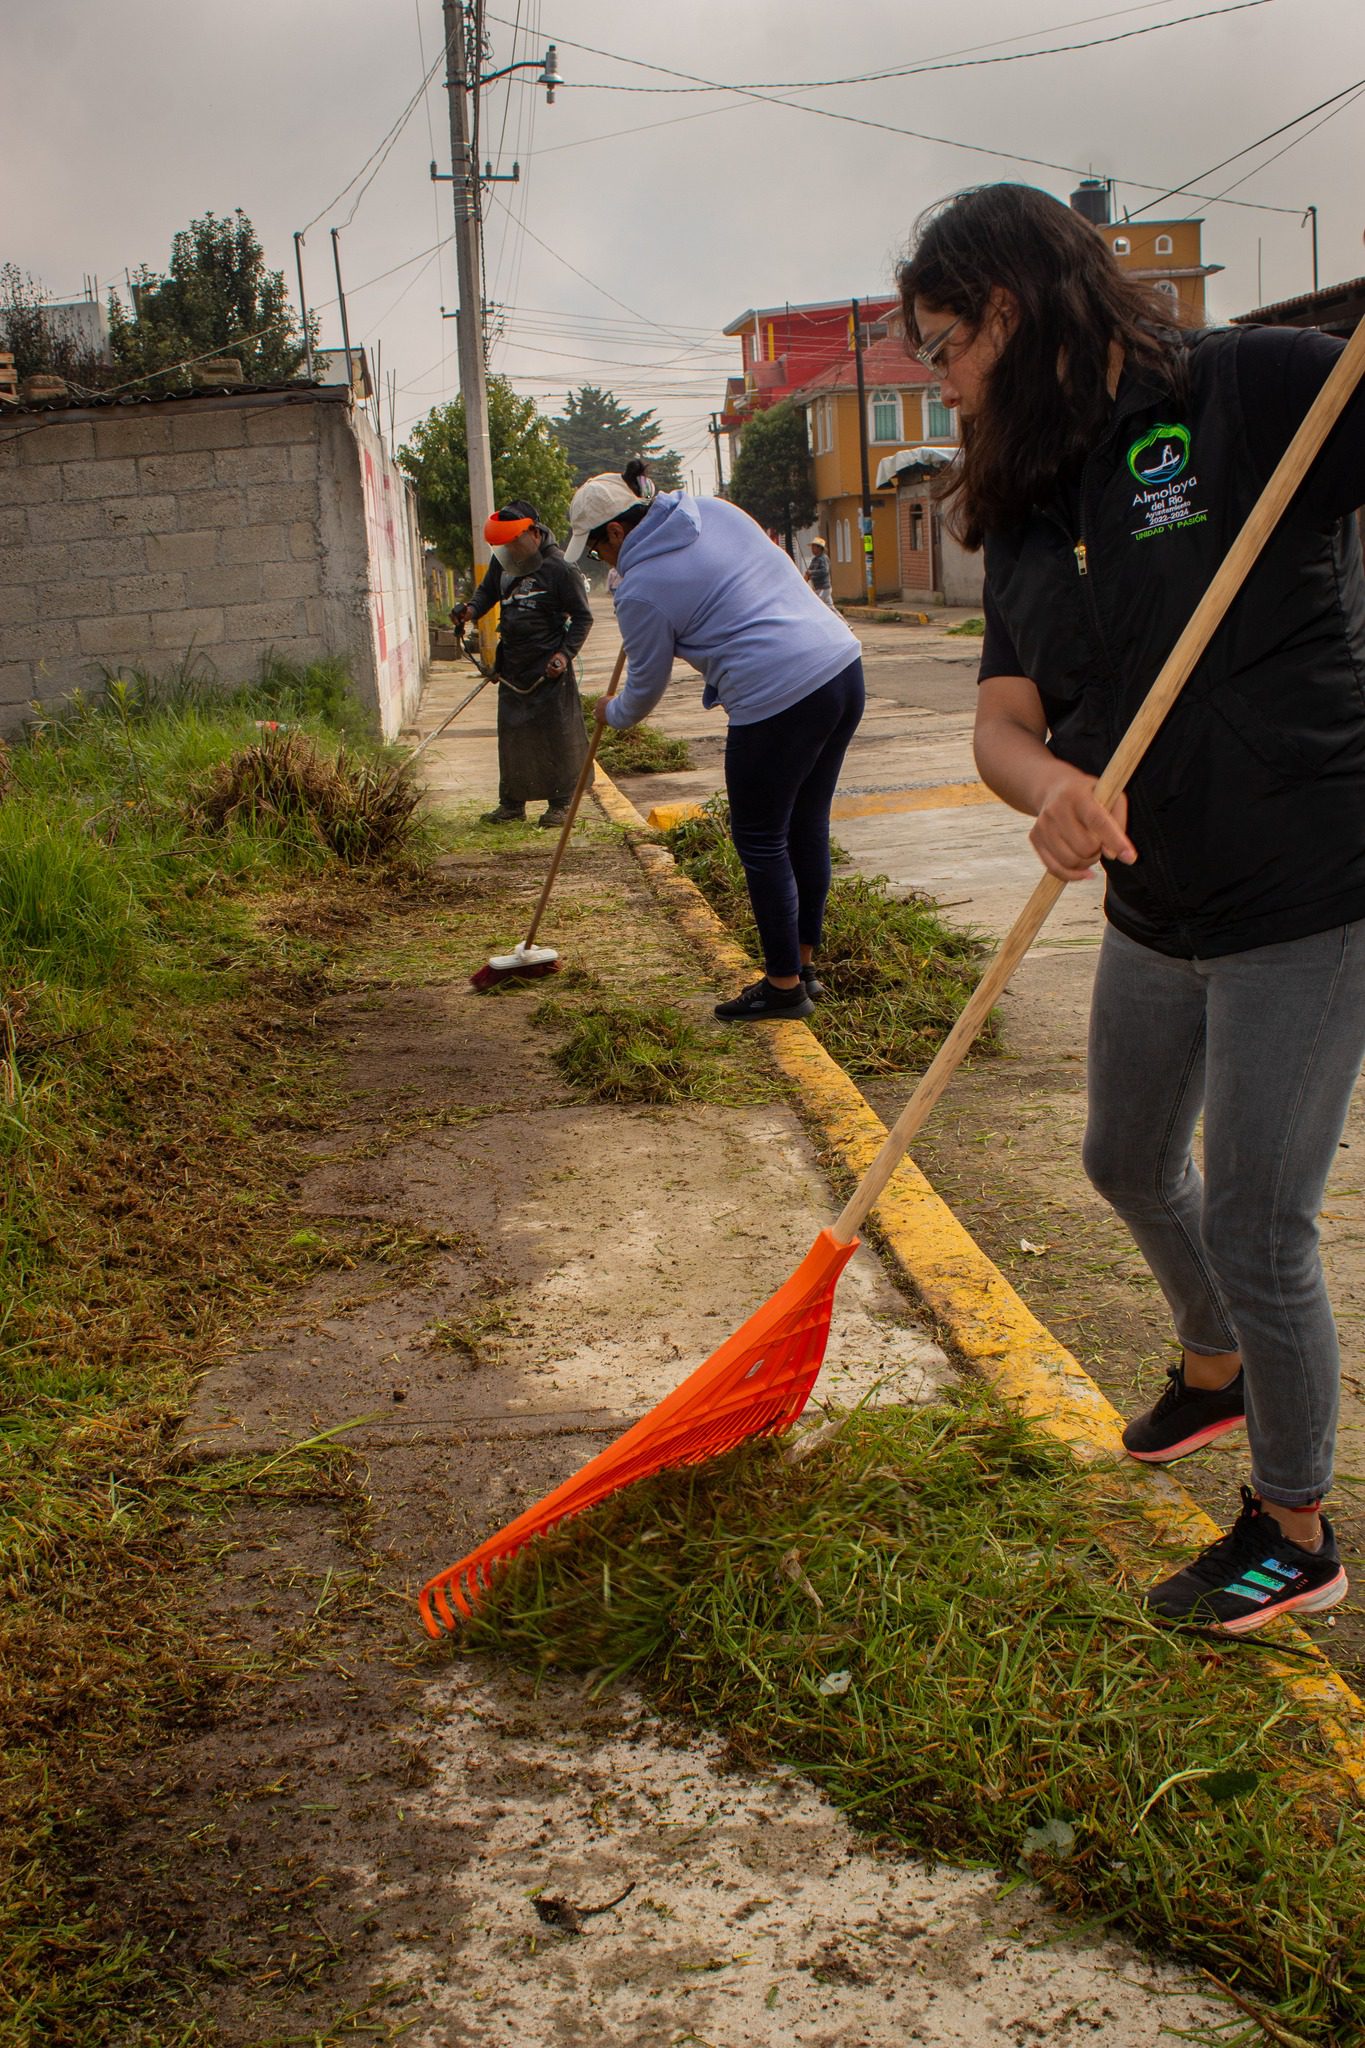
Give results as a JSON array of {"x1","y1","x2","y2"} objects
[
  {"x1": 1206, "y1": 82, "x2": 1365, "y2": 203},
  {"x1": 485, "y1": 0, "x2": 1234, "y2": 92},
  {"x1": 485, "y1": 189, "x2": 699, "y2": 346},
  {"x1": 1124, "y1": 74, "x2": 1365, "y2": 218},
  {"x1": 544, "y1": 0, "x2": 1275, "y2": 93},
  {"x1": 298, "y1": 46, "x2": 445, "y2": 237},
  {"x1": 522, "y1": 9, "x2": 1306, "y2": 216}
]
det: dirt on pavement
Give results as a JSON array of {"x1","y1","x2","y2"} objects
[{"x1": 65, "y1": 730, "x2": 1232, "y2": 2045}]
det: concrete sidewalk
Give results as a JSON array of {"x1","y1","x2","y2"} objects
[{"x1": 163, "y1": 637, "x2": 1227, "y2": 2047}]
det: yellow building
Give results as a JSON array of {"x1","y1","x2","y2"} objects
[
  {"x1": 792, "y1": 334, "x2": 955, "y2": 603},
  {"x1": 1069, "y1": 180, "x2": 1220, "y2": 322}
]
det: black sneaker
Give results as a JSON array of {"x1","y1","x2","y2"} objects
[
  {"x1": 1122, "y1": 1361, "x2": 1245, "y2": 1462},
  {"x1": 801, "y1": 965, "x2": 825, "y2": 1000},
  {"x1": 1144, "y1": 1487, "x2": 1347, "y2": 1634},
  {"x1": 714, "y1": 977, "x2": 815, "y2": 1023},
  {"x1": 480, "y1": 803, "x2": 525, "y2": 824},
  {"x1": 539, "y1": 805, "x2": 570, "y2": 828}
]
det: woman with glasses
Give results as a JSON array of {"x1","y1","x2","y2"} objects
[
  {"x1": 899, "y1": 181, "x2": 1365, "y2": 1632},
  {"x1": 564, "y1": 470, "x2": 864, "y2": 1022}
]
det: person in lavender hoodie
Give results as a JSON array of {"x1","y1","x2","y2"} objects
[{"x1": 564, "y1": 474, "x2": 864, "y2": 1021}]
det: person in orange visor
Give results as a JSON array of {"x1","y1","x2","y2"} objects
[{"x1": 453, "y1": 500, "x2": 593, "y2": 826}]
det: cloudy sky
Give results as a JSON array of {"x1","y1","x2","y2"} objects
[{"x1": 6, "y1": 0, "x2": 1363, "y2": 489}]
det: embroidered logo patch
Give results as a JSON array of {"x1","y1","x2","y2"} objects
[
  {"x1": 1127, "y1": 423, "x2": 1190, "y2": 484},
  {"x1": 1127, "y1": 422, "x2": 1207, "y2": 541}
]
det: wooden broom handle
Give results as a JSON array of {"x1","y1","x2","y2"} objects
[
  {"x1": 523, "y1": 640, "x2": 629, "y2": 950},
  {"x1": 833, "y1": 315, "x2": 1365, "y2": 1246}
]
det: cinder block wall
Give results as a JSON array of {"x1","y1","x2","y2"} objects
[{"x1": 0, "y1": 387, "x2": 424, "y2": 736}]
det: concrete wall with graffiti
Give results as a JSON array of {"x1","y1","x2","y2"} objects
[{"x1": 315, "y1": 402, "x2": 427, "y2": 740}]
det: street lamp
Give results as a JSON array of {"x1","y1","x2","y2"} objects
[{"x1": 479, "y1": 43, "x2": 562, "y2": 103}]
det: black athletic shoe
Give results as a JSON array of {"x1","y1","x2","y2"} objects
[
  {"x1": 801, "y1": 965, "x2": 825, "y2": 1000},
  {"x1": 539, "y1": 805, "x2": 570, "y2": 828},
  {"x1": 480, "y1": 803, "x2": 525, "y2": 824},
  {"x1": 714, "y1": 977, "x2": 815, "y2": 1023},
  {"x1": 1122, "y1": 1361, "x2": 1245, "y2": 1462},
  {"x1": 1144, "y1": 1488, "x2": 1347, "y2": 1634}
]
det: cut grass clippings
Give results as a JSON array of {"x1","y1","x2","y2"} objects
[
  {"x1": 0, "y1": 660, "x2": 429, "y2": 2043},
  {"x1": 535, "y1": 988, "x2": 766, "y2": 1106},
  {"x1": 584, "y1": 695, "x2": 692, "y2": 776},
  {"x1": 464, "y1": 1392, "x2": 1365, "y2": 2048},
  {"x1": 665, "y1": 796, "x2": 998, "y2": 1074}
]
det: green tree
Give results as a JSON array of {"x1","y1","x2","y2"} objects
[
  {"x1": 549, "y1": 383, "x2": 683, "y2": 490},
  {"x1": 0, "y1": 266, "x2": 117, "y2": 391},
  {"x1": 727, "y1": 401, "x2": 815, "y2": 554},
  {"x1": 107, "y1": 210, "x2": 312, "y2": 392},
  {"x1": 399, "y1": 375, "x2": 575, "y2": 579}
]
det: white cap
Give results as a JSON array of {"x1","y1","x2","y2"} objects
[{"x1": 563, "y1": 473, "x2": 648, "y2": 562}]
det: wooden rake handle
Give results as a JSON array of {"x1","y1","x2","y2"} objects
[
  {"x1": 523, "y1": 640, "x2": 629, "y2": 951},
  {"x1": 832, "y1": 315, "x2": 1365, "y2": 1248}
]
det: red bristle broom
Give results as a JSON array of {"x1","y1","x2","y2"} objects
[
  {"x1": 421, "y1": 320, "x2": 1365, "y2": 1632},
  {"x1": 470, "y1": 643, "x2": 628, "y2": 990}
]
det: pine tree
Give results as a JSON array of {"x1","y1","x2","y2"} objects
[{"x1": 549, "y1": 384, "x2": 684, "y2": 490}]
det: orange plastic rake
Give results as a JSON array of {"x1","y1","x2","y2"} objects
[
  {"x1": 418, "y1": 317, "x2": 1365, "y2": 1639},
  {"x1": 420, "y1": 1231, "x2": 858, "y2": 1629}
]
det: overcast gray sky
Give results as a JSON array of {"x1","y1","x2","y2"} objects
[{"x1": 6, "y1": 0, "x2": 1363, "y2": 489}]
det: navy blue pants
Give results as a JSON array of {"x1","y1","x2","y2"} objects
[{"x1": 723, "y1": 656, "x2": 865, "y2": 978}]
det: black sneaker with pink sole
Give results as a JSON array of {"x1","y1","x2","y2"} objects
[
  {"x1": 1122, "y1": 1361, "x2": 1246, "y2": 1463},
  {"x1": 1144, "y1": 1487, "x2": 1348, "y2": 1634}
]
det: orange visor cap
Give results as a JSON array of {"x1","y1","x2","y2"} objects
[{"x1": 484, "y1": 514, "x2": 536, "y2": 546}]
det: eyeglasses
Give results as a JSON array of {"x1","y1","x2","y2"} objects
[{"x1": 915, "y1": 315, "x2": 964, "y2": 374}]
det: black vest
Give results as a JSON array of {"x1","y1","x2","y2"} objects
[{"x1": 984, "y1": 328, "x2": 1365, "y2": 957}]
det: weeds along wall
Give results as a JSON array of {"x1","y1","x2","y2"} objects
[{"x1": 0, "y1": 386, "x2": 427, "y2": 739}]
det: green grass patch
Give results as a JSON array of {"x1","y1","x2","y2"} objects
[
  {"x1": 585, "y1": 695, "x2": 692, "y2": 775},
  {"x1": 0, "y1": 661, "x2": 437, "y2": 2042},
  {"x1": 466, "y1": 1394, "x2": 1365, "y2": 2048},
  {"x1": 664, "y1": 796, "x2": 998, "y2": 1074},
  {"x1": 535, "y1": 989, "x2": 755, "y2": 1104},
  {"x1": 947, "y1": 615, "x2": 986, "y2": 636}
]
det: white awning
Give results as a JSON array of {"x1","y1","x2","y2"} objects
[{"x1": 875, "y1": 444, "x2": 956, "y2": 489}]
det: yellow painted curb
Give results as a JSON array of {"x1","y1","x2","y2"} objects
[
  {"x1": 592, "y1": 761, "x2": 1365, "y2": 1798},
  {"x1": 645, "y1": 782, "x2": 999, "y2": 833}
]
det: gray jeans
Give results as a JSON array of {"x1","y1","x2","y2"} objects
[{"x1": 1083, "y1": 920, "x2": 1365, "y2": 1507}]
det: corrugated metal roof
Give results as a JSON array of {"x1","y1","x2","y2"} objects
[
  {"x1": 0, "y1": 378, "x2": 352, "y2": 418},
  {"x1": 1231, "y1": 277, "x2": 1365, "y2": 325}
]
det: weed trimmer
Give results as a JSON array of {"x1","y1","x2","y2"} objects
[
  {"x1": 408, "y1": 636, "x2": 495, "y2": 762},
  {"x1": 470, "y1": 642, "x2": 628, "y2": 990},
  {"x1": 421, "y1": 319, "x2": 1365, "y2": 1630}
]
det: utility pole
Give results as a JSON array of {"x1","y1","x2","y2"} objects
[
  {"x1": 330, "y1": 229, "x2": 353, "y2": 393},
  {"x1": 293, "y1": 232, "x2": 314, "y2": 380},
  {"x1": 708, "y1": 412, "x2": 726, "y2": 494},
  {"x1": 851, "y1": 297, "x2": 875, "y2": 607},
  {"x1": 1305, "y1": 204, "x2": 1319, "y2": 293},
  {"x1": 441, "y1": 1, "x2": 496, "y2": 634}
]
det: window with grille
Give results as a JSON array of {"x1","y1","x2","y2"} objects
[
  {"x1": 926, "y1": 392, "x2": 954, "y2": 438},
  {"x1": 870, "y1": 390, "x2": 899, "y2": 442}
]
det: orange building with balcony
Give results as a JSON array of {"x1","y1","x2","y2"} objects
[{"x1": 790, "y1": 335, "x2": 955, "y2": 603}]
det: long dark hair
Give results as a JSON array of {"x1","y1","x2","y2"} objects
[{"x1": 897, "y1": 183, "x2": 1191, "y2": 548}]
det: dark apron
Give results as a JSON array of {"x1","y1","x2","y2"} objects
[{"x1": 497, "y1": 667, "x2": 588, "y2": 806}]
